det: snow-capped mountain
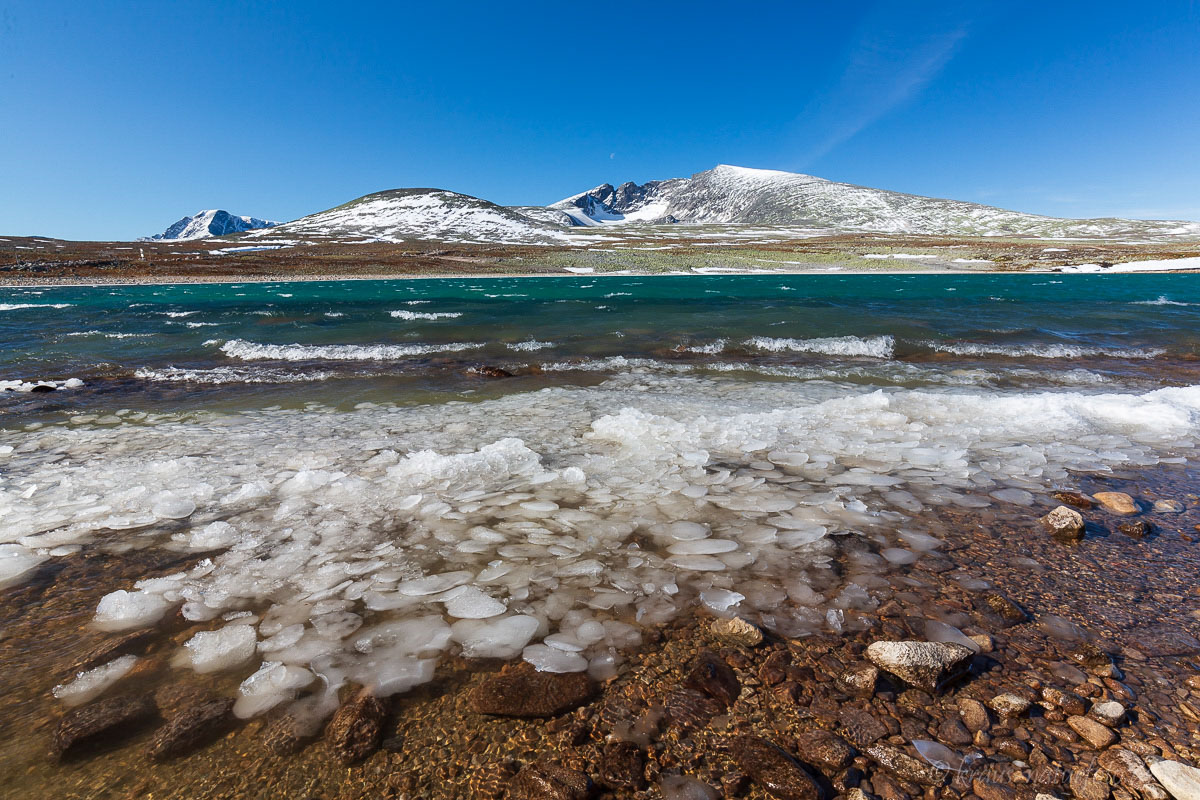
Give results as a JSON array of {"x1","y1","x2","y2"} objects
[
  {"x1": 549, "y1": 165, "x2": 1200, "y2": 239},
  {"x1": 249, "y1": 189, "x2": 568, "y2": 245},
  {"x1": 146, "y1": 210, "x2": 278, "y2": 241}
]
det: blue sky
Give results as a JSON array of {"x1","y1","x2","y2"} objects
[{"x1": 2, "y1": 1, "x2": 1198, "y2": 240}]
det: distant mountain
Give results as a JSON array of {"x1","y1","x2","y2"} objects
[
  {"x1": 548, "y1": 165, "x2": 1200, "y2": 239},
  {"x1": 146, "y1": 210, "x2": 278, "y2": 241},
  {"x1": 248, "y1": 188, "x2": 568, "y2": 244}
]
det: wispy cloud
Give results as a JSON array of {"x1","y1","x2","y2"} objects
[{"x1": 793, "y1": 4, "x2": 991, "y2": 168}]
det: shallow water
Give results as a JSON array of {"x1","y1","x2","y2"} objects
[{"x1": 2, "y1": 274, "x2": 1200, "y2": 795}]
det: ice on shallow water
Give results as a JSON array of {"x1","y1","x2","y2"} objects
[{"x1": 4, "y1": 374, "x2": 1200, "y2": 724}]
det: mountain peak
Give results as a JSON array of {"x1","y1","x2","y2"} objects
[{"x1": 145, "y1": 209, "x2": 278, "y2": 241}]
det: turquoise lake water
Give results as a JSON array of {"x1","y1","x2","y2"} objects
[{"x1": 2, "y1": 274, "x2": 1199, "y2": 421}]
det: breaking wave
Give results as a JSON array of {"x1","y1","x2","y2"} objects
[
  {"x1": 744, "y1": 335, "x2": 896, "y2": 358},
  {"x1": 218, "y1": 339, "x2": 482, "y2": 362}
]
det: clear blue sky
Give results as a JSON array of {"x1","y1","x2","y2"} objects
[{"x1": 2, "y1": 1, "x2": 1198, "y2": 240}]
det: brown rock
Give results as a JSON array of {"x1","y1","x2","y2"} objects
[
  {"x1": 1041, "y1": 505, "x2": 1085, "y2": 541},
  {"x1": 988, "y1": 692, "x2": 1032, "y2": 718},
  {"x1": 1117, "y1": 520, "x2": 1150, "y2": 538},
  {"x1": 146, "y1": 697, "x2": 234, "y2": 761},
  {"x1": 979, "y1": 593, "x2": 1029, "y2": 627},
  {"x1": 664, "y1": 688, "x2": 724, "y2": 730},
  {"x1": 1070, "y1": 768, "x2": 1112, "y2": 800},
  {"x1": 836, "y1": 664, "x2": 879, "y2": 697},
  {"x1": 683, "y1": 650, "x2": 740, "y2": 707},
  {"x1": 710, "y1": 616, "x2": 763, "y2": 647},
  {"x1": 53, "y1": 695, "x2": 157, "y2": 759},
  {"x1": 795, "y1": 729, "x2": 854, "y2": 771},
  {"x1": 759, "y1": 650, "x2": 790, "y2": 686},
  {"x1": 958, "y1": 698, "x2": 991, "y2": 732},
  {"x1": 1067, "y1": 715, "x2": 1117, "y2": 749},
  {"x1": 1041, "y1": 687, "x2": 1088, "y2": 716},
  {"x1": 936, "y1": 717, "x2": 973, "y2": 746},
  {"x1": 470, "y1": 662, "x2": 594, "y2": 717},
  {"x1": 1093, "y1": 491, "x2": 1138, "y2": 514},
  {"x1": 1098, "y1": 749, "x2": 1168, "y2": 800},
  {"x1": 974, "y1": 778, "x2": 1019, "y2": 800},
  {"x1": 866, "y1": 744, "x2": 946, "y2": 786},
  {"x1": 1088, "y1": 701, "x2": 1126, "y2": 728},
  {"x1": 864, "y1": 640, "x2": 973, "y2": 693},
  {"x1": 70, "y1": 630, "x2": 158, "y2": 674},
  {"x1": 153, "y1": 683, "x2": 212, "y2": 718},
  {"x1": 838, "y1": 707, "x2": 890, "y2": 748},
  {"x1": 1053, "y1": 490, "x2": 1095, "y2": 509},
  {"x1": 325, "y1": 689, "x2": 386, "y2": 765},
  {"x1": 596, "y1": 741, "x2": 645, "y2": 790},
  {"x1": 470, "y1": 365, "x2": 514, "y2": 378},
  {"x1": 262, "y1": 710, "x2": 318, "y2": 756},
  {"x1": 730, "y1": 736, "x2": 823, "y2": 800},
  {"x1": 510, "y1": 761, "x2": 593, "y2": 800},
  {"x1": 1068, "y1": 641, "x2": 1113, "y2": 670}
]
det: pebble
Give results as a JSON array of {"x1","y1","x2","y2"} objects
[
  {"x1": 1067, "y1": 714, "x2": 1118, "y2": 749},
  {"x1": 958, "y1": 697, "x2": 992, "y2": 732},
  {"x1": 146, "y1": 697, "x2": 234, "y2": 761},
  {"x1": 864, "y1": 640, "x2": 973, "y2": 693},
  {"x1": 837, "y1": 664, "x2": 880, "y2": 697},
  {"x1": 1118, "y1": 520, "x2": 1150, "y2": 538},
  {"x1": 730, "y1": 736, "x2": 823, "y2": 800},
  {"x1": 1149, "y1": 761, "x2": 1200, "y2": 800},
  {"x1": 596, "y1": 741, "x2": 646, "y2": 790},
  {"x1": 53, "y1": 694, "x2": 158, "y2": 759},
  {"x1": 1152, "y1": 499, "x2": 1185, "y2": 513},
  {"x1": 1042, "y1": 687, "x2": 1089, "y2": 716},
  {"x1": 510, "y1": 762, "x2": 592, "y2": 800},
  {"x1": 325, "y1": 689, "x2": 387, "y2": 765},
  {"x1": 1093, "y1": 491, "x2": 1139, "y2": 514},
  {"x1": 1041, "y1": 506, "x2": 1086, "y2": 541},
  {"x1": 1098, "y1": 749, "x2": 1169, "y2": 800},
  {"x1": 989, "y1": 692, "x2": 1033, "y2": 718},
  {"x1": 866, "y1": 743, "x2": 947, "y2": 786},
  {"x1": 794, "y1": 729, "x2": 854, "y2": 770},
  {"x1": 709, "y1": 616, "x2": 763, "y2": 647},
  {"x1": 470, "y1": 662, "x2": 594, "y2": 717},
  {"x1": 1089, "y1": 701, "x2": 1127, "y2": 727},
  {"x1": 682, "y1": 650, "x2": 741, "y2": 707},
  {"x1": 1053, "y1": 490, "x2": 1095, "y2": 509}
]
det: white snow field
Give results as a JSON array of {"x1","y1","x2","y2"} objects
[{"x1": 5, "y1": 373, "x2": 1200, "y2": 724}]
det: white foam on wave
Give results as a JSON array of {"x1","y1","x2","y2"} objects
[
  {"x1": 506, "y1": 340, "x2": 554, "y2": 352},
  {"x1": 218, "y1": 339, "x2": 482, "y2": 362},
  {"x1": 389, "y1": 311, "x2": 463, "y2": 321},
  {"x1": 135, "y1": 367, "x2": 335, "y2": 385},
  {"x1": 745, "y1": 335, "x2": 896, "y2": 358},
  {"x1": 65, "y1": 330, "x2": 153, "y2": 339},
  {"x1": 927, "y1": 341, "x2": 1165, "y2": 359},
  {"x1": 1133, "y1": 295, "x2": 1196, "y2": 307},
  {"x1": 5, "y1": 374, "x2": 1200, "y2": 720},
  {"x1": 0, "y1": 303, "x2": 73, "y2": 311}
]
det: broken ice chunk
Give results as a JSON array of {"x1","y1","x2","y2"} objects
[
  {"x1": 182, "y1": 624, "x2": 258, "y2": 673},
  {"x1": 94, "y1": 589, "x2": 172, "y2": 632}
]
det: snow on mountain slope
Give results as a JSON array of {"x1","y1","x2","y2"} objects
[
  {"x1": 251, "y1": 189, "x2": 569, "y2": 245},
  {"x1": 551, "y1": 165, "x2": 1200, "y2": 239},
  {"x1": 146, "y1": 210, "x2": 278, "y2": 241}
]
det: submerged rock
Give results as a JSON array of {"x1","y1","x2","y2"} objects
[
  {"x1": 866, "y1": 743, "x2": 946, "y2": 786},
  {"x1": 710, "y1": 616, "x2": 763, "y2": 647},
  {"x1": 510, "y1": 761, "x2": 593, "y2": 800},
  {"x1": 836, "y1": 663, "x2": 879, "y2": 697},
  {"x1": 1098, "y1": 749, "x2": 1168, "y2": 800},
  {"x1": 325, "y1": 688, "x2": 387, "y2": 765},
  {"x1": 1118, "y1": 520, "x2": 1151, "y2": 538},
  {"x1": 1067, "y1": 714, "x2": 1117, "y2": 749},
  {"x1": 794, "y1": 729, "x2": 854, "y2": 770},
  {"x1": 597, "y1": 741, "x2": 646, "y2": 790},
  {"x1": 1093, "y1": 491, "x2": 1138, "y2": 514},
  {"x1": 147, "y1": 697, "x2": 234, "y2": 761},
  {"x1": 682, "y1": 650, "x2": 740, "y2": 707},
  {"x1": 864, "y1": 640, "x2": 972, "y2": 693},
  {"x1": 1153, "y1": 499, "x2": 1185, "y2": 513},
  {"x1": 53, "y1": 695, "x2": 157, "y2": 759},
  {"x1": 989, "y1": 692, "x2": 1032, "y2": 718},
  {"x1": 729, "y1": 736, "x2": 823, "y2": 800},
  {"x1": 1149, "y1": 761, "x2": 1200, "y2": 800},
  {"x1": 1041, "y1": 505, "x2": 1085, "y2": 541},
  {"x1": 1053, "y1": 490, "x2": 1095, "y2": 509},
  {"x1": 1088, "y1": 700, "x2": 1126, "y2": 727},
  {"x1": 469, "y1": 365, "x2": 514, "y2": 378},
  {"x1": 470, "y1": 662, "x2": 594, "y2": 717}
]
